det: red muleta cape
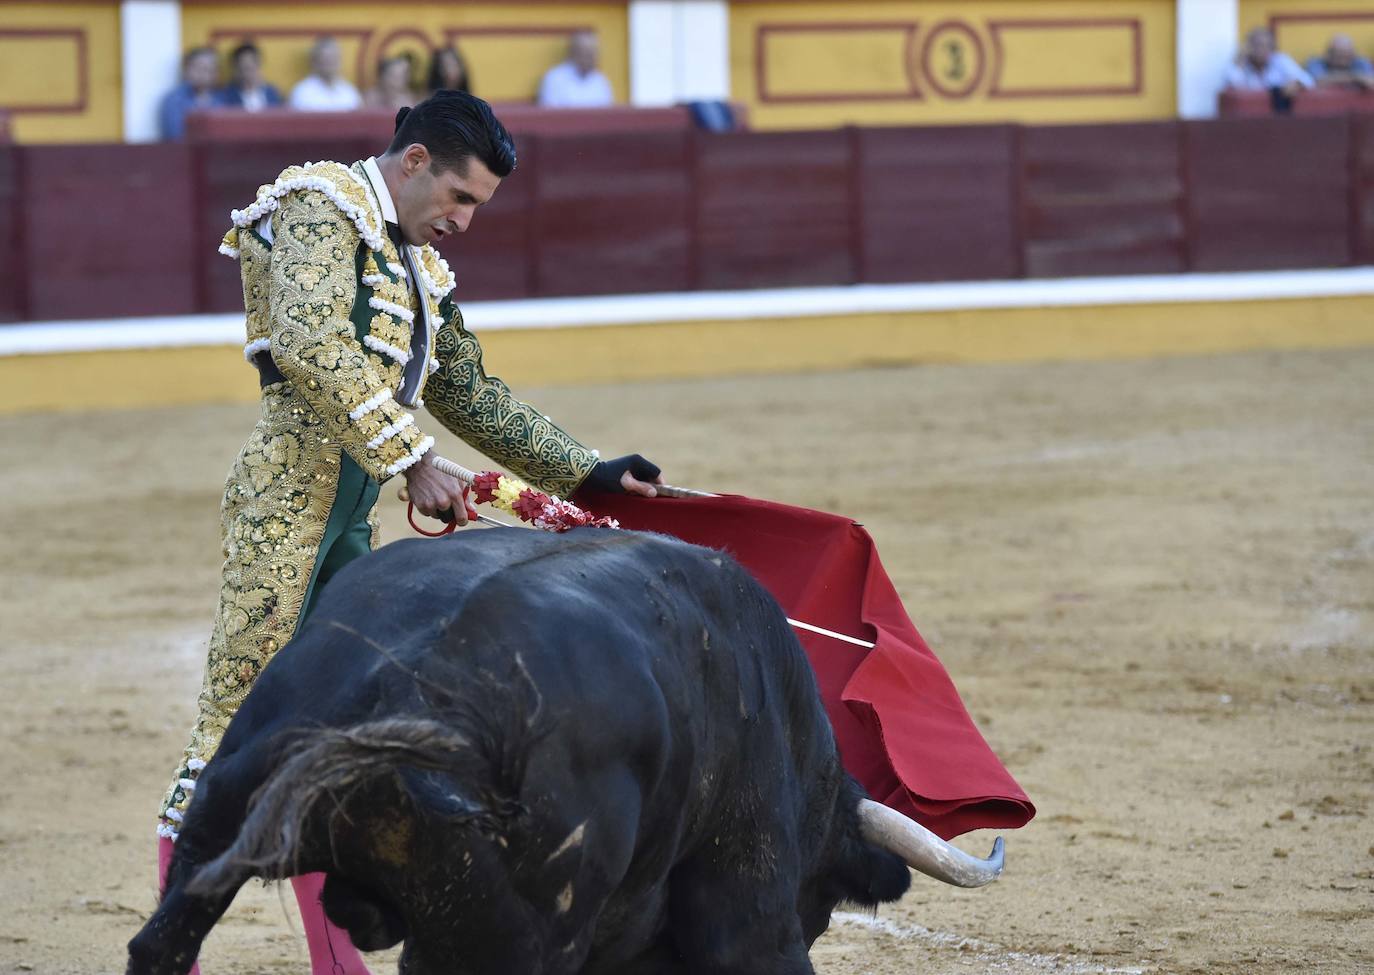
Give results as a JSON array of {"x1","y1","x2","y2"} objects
[{"x1": 574, "y1": 492, "x2": 1035, "y2": 841}]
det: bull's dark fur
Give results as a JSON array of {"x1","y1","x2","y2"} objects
[{"x1": 130, "y1": 528, "x2": 911, "y2": 975}]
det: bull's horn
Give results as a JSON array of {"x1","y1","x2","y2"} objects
[{"x1": 857, "y1": 799, "x2": 1005, "y2": 888}]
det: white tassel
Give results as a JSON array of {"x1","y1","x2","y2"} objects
[
  {"x1": 415, "y1": 248, "x2": 456, "y2": 299},
  {"x1": 361, "y1": 273, "x2": 387, "y2": 287},
  {"x1": 368, "y1": 295, "x2": 415, "y2": 323},
  {"x1": 218, "y1": 242, "x2": 240, "y2": 259},
  {"x1": 363, "y1": 334, "x2": 411, "y2": 366},
  {"x1": 187, "y1": 758, "x2": 207, "y2": 772},
  {"x1": 387, "y1": 261, "x2": 407, "y2": 278},
  {"x1": 157, "y1": 823, "x2": 179, "y2": 840},
  {"x1": 348, "y1": 388, "x2": 392, "y2": 421},
  {"x1": 165, "y1": 808, "x2": 184, "y2": 823},
  {"x1": 366, "y1": 413, "x2": 415, "y2": 449},
  {"x1": 386, "y1": 435, "x2": 434, "y2": 476},
  {"x1": 178, "y1": 778, "x2": 197, "y2": 792}
]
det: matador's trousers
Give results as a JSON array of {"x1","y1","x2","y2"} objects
[{"x1": 159, "y1": 382, "x2": 380, "y2": 836}]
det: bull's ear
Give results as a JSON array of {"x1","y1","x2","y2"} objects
[{"x1": 397, "y1": 768, "x2": 486, "y2": 821}]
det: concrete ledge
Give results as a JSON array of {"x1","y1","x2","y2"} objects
[{"x1": 3, "y1": 270, "x2": 1374, "y2": 414}]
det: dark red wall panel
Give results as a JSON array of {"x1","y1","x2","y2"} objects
[
  {"x1": 693, "y1": 130, "x2": 855, "y2": 290},
  {"x1": 439, "y1": 136, "x2": 538, "y2": 302},
  {"x1": 1021, "y1": 121, "x2": 1185, "y2": 277},
  {"x1": 531, "y1": 131, "x2": 691, "y2": 296},
  {"x1": 855, "y1": 125, "x2": 1018, "y2": 283},
  {"x1": 22, "y1": 144, "x2": 196, "y2": 320},
  {"x1": 1352, "y1": 116, "x2": 1374, "y2": 267},
  {"x1": 0, "y1": 147, "x2": 21, "y2": 322},
  {"x1": 1186, "y1": 117, "x2": 1352, "y2": 271}
]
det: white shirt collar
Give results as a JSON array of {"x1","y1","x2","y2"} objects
[{"x1": 361, "y1": 156, "x2": 398, "y2": 226}]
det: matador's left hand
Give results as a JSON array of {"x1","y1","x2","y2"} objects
[{"x1": 584, "y1": 454, "x2": 664, "y2": 498}]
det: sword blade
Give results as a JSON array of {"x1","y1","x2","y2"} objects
[{"x1": 786, "y1": 618, "x2": 876, "y2": 649}]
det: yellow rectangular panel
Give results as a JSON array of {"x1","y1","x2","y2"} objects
[
  {"x1": 0, "y1": 35, "x2": 83, "y2": 109},
  {"x1": 731, "y1": 1, "x2": 1175, "y2": 130},
  {"x1": 761, "y1": 26, "x2": 914, "y2": 100},
  {"x1": 991, "y1": 21, "x2": 1140, "y2": 97}
]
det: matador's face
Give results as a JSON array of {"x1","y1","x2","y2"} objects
[{"x1": 393, "y1": 146, "x2": 501, "y2": 248}]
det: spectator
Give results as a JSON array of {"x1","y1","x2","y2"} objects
[
  {"x1": 426, "y1": 45, "x2": 472, "y2": 95},
  {"x1": 158, "y1": 46, "x2": 220, "y2": 141},
  {"x1": 1223, "y1": 27, "x2": 1313, "y2": 94},
  {"x1": 289, "y1": 36, "x2": 361, "y2": 111},
  {"x1": 537, "y1": 30, "x2": 614, "y2": 108},
  {"x1": 217, "y1": 41, "x2": 283, "y2": 112},
  {"x1": 1306, "y1": 33, "x2": 1374, "y2": 90},
  {"x1": 364, "y1": 55, "x2": 418, "y2": 111}
]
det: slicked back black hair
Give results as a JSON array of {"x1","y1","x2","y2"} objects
[{"x1": 387, "y1": 90, "x2": 516, "y2": 178}]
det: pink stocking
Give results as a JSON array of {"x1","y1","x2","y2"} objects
[
  {"x1": 291, "y1": 873, "x2": 373, "y2": 975},
  {"x1": 157, "y1": 836, "x2": 203, "y2": 975}
]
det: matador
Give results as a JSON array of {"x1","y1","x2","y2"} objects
[{"x1": 153, "y1": 92, "x2": 662, "y2": 974}]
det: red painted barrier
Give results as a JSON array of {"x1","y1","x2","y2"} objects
[
  {"x1": 531, "y1": 131, "x2": 692, "y2": 297},
  {"x1": 1022, "y1": 121, "x2": 1185, "y2": 278},
  {"x1": 6, "y1": 116, "x2": 1374, "y2": 323},
  {"x1": 1186, "y1": 116, "x2": 1351, "y2": 272},
  {"x1": 21, "y1": 144, "x2": 197, "y2": 320},
  {"x1": 694, "y1": 129, "x2": 855, "y2": 290},
  {"x1": 1219, "y1": 88, "x2": 1374, "y2": 118},
  {"x1": 439, "y1": 137, "x2": 538, "y2": 302},
  {"x1": 1353, "y1": 116, "x2": 1374, "y2": 267},
  {"x1": 0, "y1": 147, "x2": 21, "y2": 322},
  {"x1": 854, "y1": 125, "x2": 1020, "y2": 283}
]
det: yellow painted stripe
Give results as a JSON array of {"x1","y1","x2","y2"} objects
[{"x1": 4, "y1": 294, "x2": 1374, "y2": 415}]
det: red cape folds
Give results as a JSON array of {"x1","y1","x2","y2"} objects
[{"x1": 574, "y1": 492, "x2": 1035, "y2": 840}]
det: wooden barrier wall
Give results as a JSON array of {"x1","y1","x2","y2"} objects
[{"x1": 3, "y1": 114, "x2": 1374, "y2": 323}]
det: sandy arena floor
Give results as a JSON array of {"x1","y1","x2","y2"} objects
[{"x1": 1, "y1": 347, "x2": 1371, "y2": 975}]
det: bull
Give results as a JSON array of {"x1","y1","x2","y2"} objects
[{"x1": 128, "y1": 528, "x2": 1003, "y2": 974}]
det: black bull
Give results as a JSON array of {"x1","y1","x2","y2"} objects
[{"x1": 130, "y1": 528, "x2": 1002, "y2": 975}]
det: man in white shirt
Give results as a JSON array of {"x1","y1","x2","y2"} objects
[
  {"x1": 290, "y1": 36, "x2": 362, "y2": 111},
  {"x1": 537, "y1": 30, "x2": 615, "y2": 108},
  {"x1": 1223, "y1": 27, "x2": 1314, "y2": 93}
]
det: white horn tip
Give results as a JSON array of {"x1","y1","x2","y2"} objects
[{"x1": 985, "y1": 836, "x2": 1006, "y2": 880}]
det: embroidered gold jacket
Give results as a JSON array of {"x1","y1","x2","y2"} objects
[
  {"x1": 225, "y1": 159, "x2": 597, "y2": 493},
  {"x1": 158, "y1": 161, "x2": 597, "y2": 835}
]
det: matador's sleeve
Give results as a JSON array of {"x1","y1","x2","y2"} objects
[
  {"x1": 423, "y1": 300, "x2": 599, "y2": 498},
  {"x1": 268, "y1": 189, "x2": 434, "y2": 482}
]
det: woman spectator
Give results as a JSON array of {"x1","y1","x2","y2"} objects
[
  {"x1": 363, "y1": 54, "x2": 418, "y2": 111},
  {"x1": 426, "y1": 45, "x2": 472, "y2": 95},
  {"x1": 217, "y1": 41, "x2": 283, "y2": 112}
]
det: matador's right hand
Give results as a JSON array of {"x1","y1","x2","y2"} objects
[{"x1": 402, "y1": 456, "x2": 472, "y2": 526}]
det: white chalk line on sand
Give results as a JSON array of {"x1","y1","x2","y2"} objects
[{"x1": 831, "y1": 912, "x2": 1149, "y2": 974}]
